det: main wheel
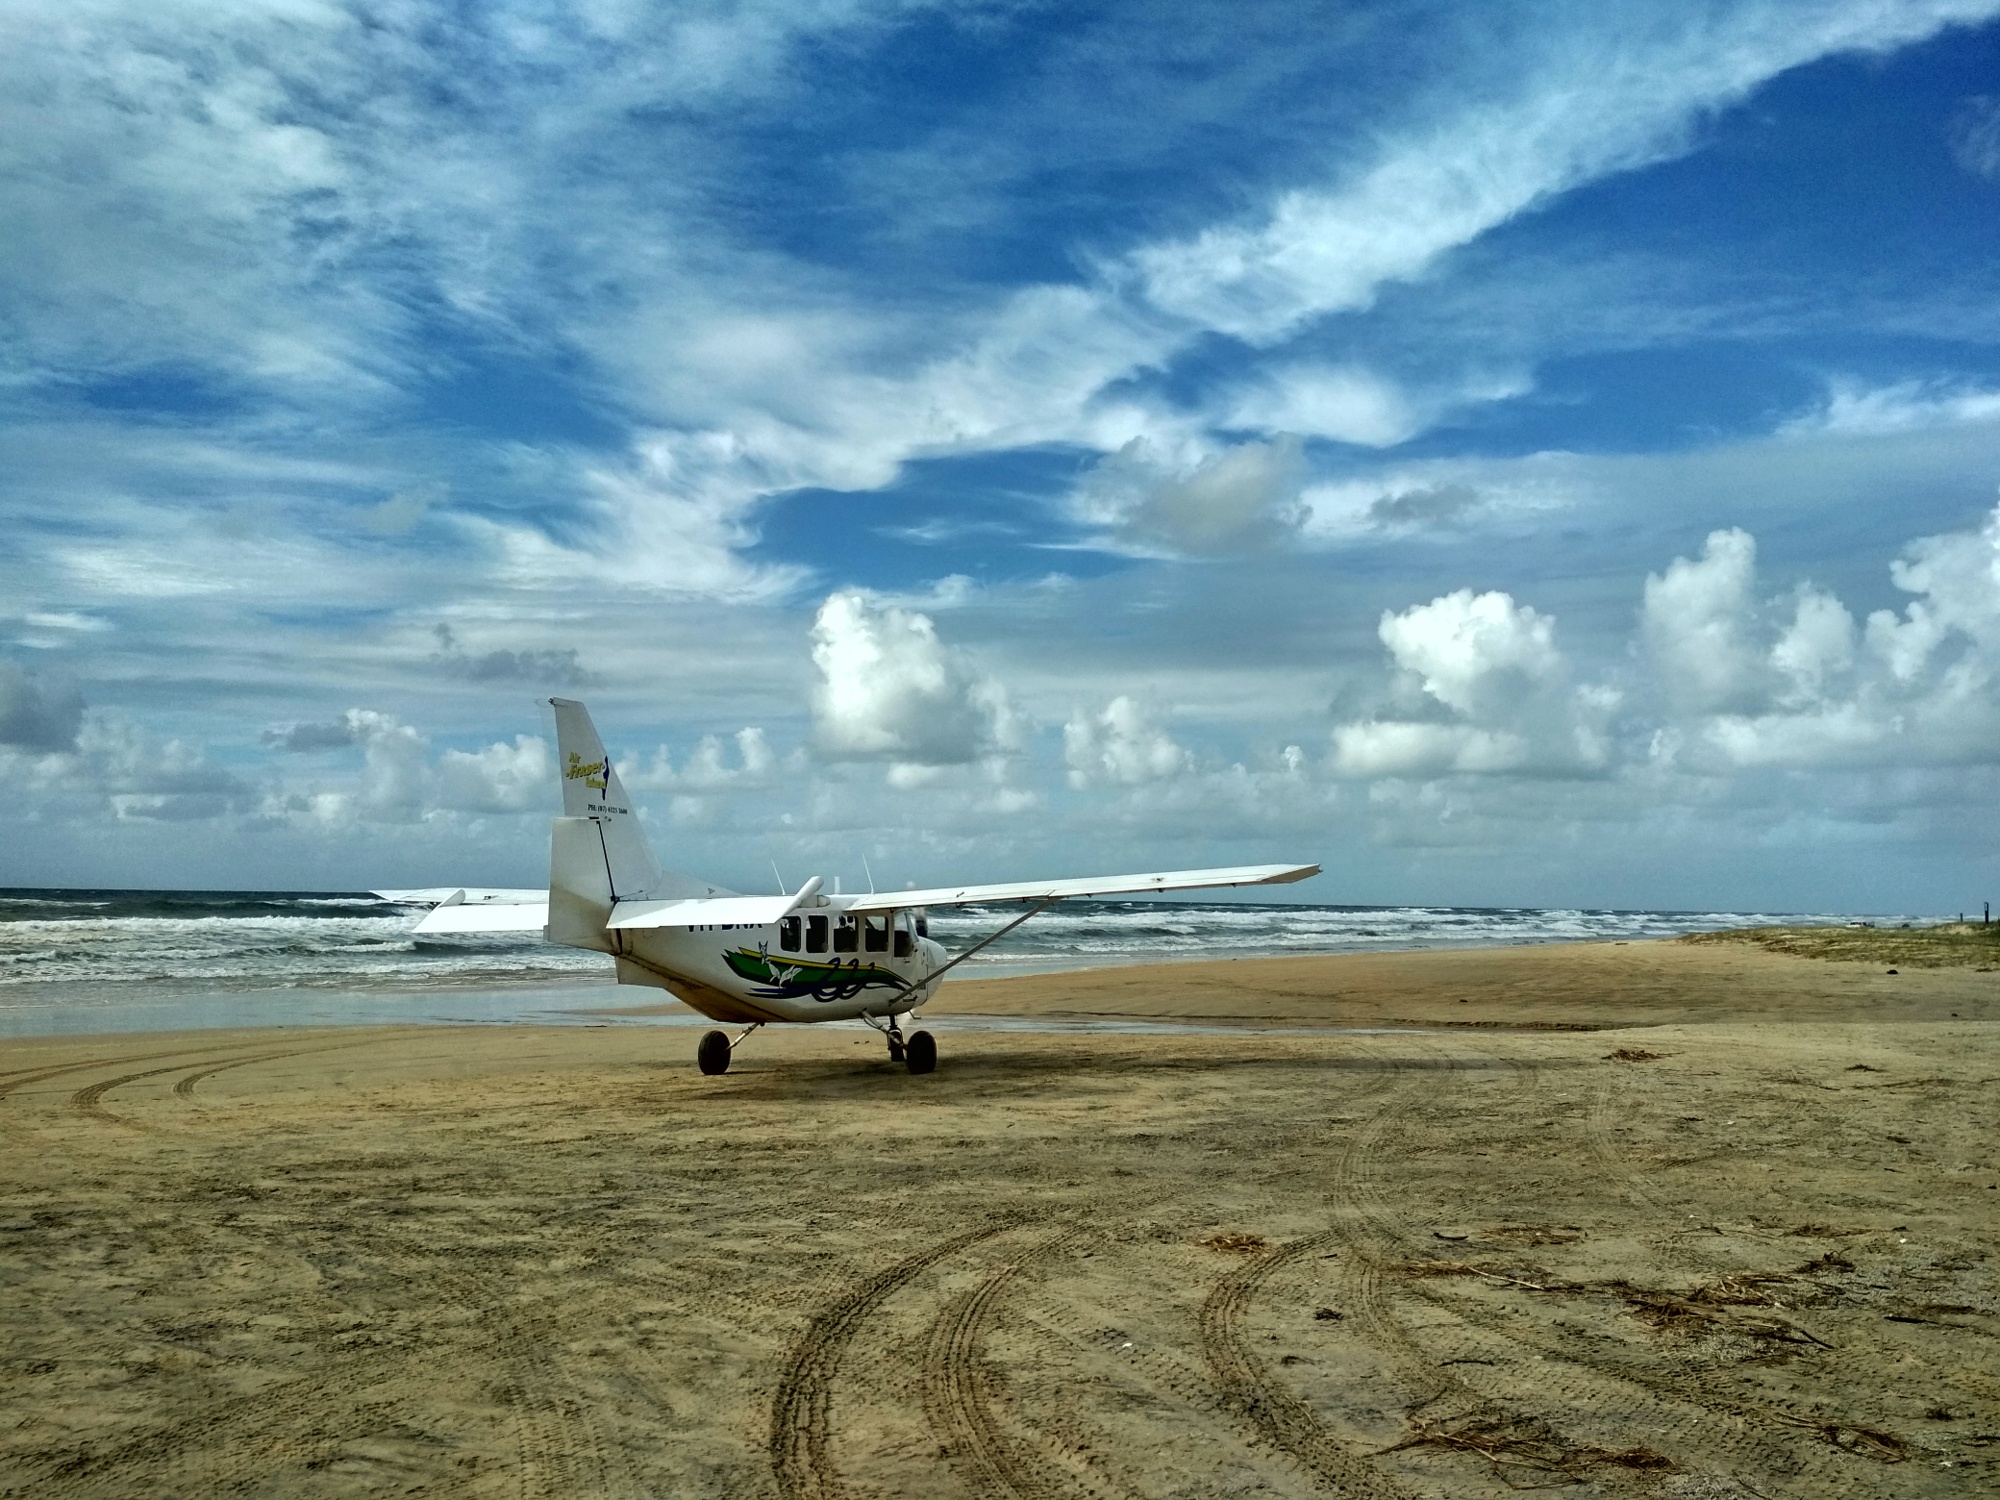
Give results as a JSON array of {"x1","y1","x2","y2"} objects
[
  {"x1": 904, "y1": 1030, "x2": 936, "y2": 1075},
  {"x1": 697, "y1": 1029, "x2": 731, "y2": 1076}
]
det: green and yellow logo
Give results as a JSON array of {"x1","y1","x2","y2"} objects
[{"x1": 565, "y1": 752, "x2": 608, "y2": 794}]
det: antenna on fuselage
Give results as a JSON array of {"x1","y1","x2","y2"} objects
[
  {"x1": 771, "y1": 860, "x2": 787, "y2": 895},
  {"x1": 862, "y1": 855, "x2": 875, "y2": 894}
]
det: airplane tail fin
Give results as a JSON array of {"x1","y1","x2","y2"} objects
[{"x1": 548, "y1": 698, "x2": 664, "y2": 904}]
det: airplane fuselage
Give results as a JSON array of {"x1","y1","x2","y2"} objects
[{"x1": 601, "y1": 898, "x2": 949, "y2": 1025}]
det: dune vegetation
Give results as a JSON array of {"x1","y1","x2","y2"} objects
[{"x1": 1682, "y1": 920, "x2": 2000, "y2": 968}]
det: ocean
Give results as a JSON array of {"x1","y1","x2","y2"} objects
[{"x1": 0, "y1": 888, "x2": 1890, "y2": 1037}]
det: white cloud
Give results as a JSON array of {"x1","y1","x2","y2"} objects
[
  {"x1": 437, "y1": 734, "x2": 554, "y2": 814},
  {"x1": 1770, "y1": 586, "x2": 1856, "y2": 704},
  {"x1": 1647, "y1": 506, "x2": 2000, "y2": 772},
  {"x1": 622, "y1": 728, "x2": 782, "y2": 791},
  {"x1": 344, "y1": 710, "x2": 433, "y2": 822},
  {"x1": 1379, "y1": 588, "x2": 1563, "y2": 719},
  {"x1": 1063, "y1": 697, "x2": 1192, "y2": 787},
  {"x1": 1783, "y1": 377, "x2": 2000, "y2": 437},
  {"x1": 809, "y1": 590, "x2": 1020, "y2": 771},
  {"x1": 1222, "y1": 366, "x2": 1421, "y2": 447},
  {"x1": 1332, "y1": 589, "x2": 1616, "y2": 779},
  {"x1": 1127, "y1": 2, "x2": 2000, "y2": 343},
  {"x1": 1641, "y1": 528, "x2": 1766, "y2": 714}
]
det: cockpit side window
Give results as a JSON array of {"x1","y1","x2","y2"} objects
[
  {"x1": 893, "y1": 910, "x2": 913, "y2": 958},
  {"x1": 914, "y1": 911, "x2": 929, "y2": 938},
  {"x1": 863, "y1": 914, "x2": 888, "y2": 953},
  {"x1": 779, "y1": 915, "x2": 801, "y2": 952},
  {"x1": 806, "y1": 914, "x2": 828, "y2": 953}
]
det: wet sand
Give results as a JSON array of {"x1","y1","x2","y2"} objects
[{"x1": 2, "y1": 939, "x2": 1995, "y2": 1497}]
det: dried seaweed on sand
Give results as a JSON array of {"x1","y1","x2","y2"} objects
[{"x1": 1379, "y1": 1413, "x2": 1674, "y2": 1486}]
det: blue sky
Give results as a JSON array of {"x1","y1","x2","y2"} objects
[{"x1": 6, "y1": 0, "x2": 2000, "y2": 911}]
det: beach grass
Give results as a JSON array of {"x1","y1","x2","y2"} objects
[{"x1": 1682, "y1": 919, "x2": 2000, "y2": 968}]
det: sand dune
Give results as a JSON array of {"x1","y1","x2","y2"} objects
[{"x1": 1, "y1": 940, "x2": 1995, "y2": 1497}]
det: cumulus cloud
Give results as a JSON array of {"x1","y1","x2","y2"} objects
[
  {"x1": 1641, "y1": 528, "x2": 1767, "y2": 714},
  {"x1": 256, "y1": 709, "x2": 560, "y2": 824},
  {"x1": 0, "y1": 660, "x2": 84, "y2": 751},
  {"x1": 1325, "y1": 505, "x2": 2000, "y2": 792},
  {"x1": 1075, "y1": 436, "x2": 1306, "y2": 555},
  {"x1": 810, "y1": 591, "x2": 1020, "y2": 771},
  {"x1": 623, "y1": 728, "x2": 783, "y2": 792},
  {"x1": 1642, "y1": 506, "x2": 2000, "y2": 771},
  {"x1": 1333, "y1": 589, "x2": 1616, "y2": 778},
  {"x1": 1063, "y1": 697, "x2": 1192, "y2": 787},
  {"x1": 436, "y1": 735, "x2": 554, "y2": 814},
  {"x1": 32, "y1": 713, "x2": 248, "y2": 823}
]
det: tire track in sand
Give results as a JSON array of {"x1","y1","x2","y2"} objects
[
  {"x1": 70, "y1": 1033, "x2": 416, "y2": 1128},
  {"x1": 1339, "y1": 1046, "x2": 1851, "y2": 1485},
  {"x1": 0, "y1": 1040, "x2": 279, "y2": 1101},
  {"x1": 1198, "y1": 1230, "x2": 1413, "y2": 1498},
  {"x1": 771, "y1": 1218, "x2": 1021, "y2": 1500},
  {"x1": 922, "y1": 1226, "x2": 1129, "y2": 1500},
  {"x1": 69, "y1": 1042, "x2": 366, "y2": 1128},
  {"x1": 170, "y1": 1034, "x2": 395, "y2": 1099},
  {"x1": 339, "y1": 1228, "x2": 624, "y2": 1498},
  {"x1": 27, "y1": 1349, "x2": 401, "y2": 1496}
]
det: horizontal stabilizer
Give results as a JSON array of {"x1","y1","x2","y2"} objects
[
  {"x1": 414, "y1": 901, "x2": 550, "y2": 934},
  {"x1": 373, "y1": 887, "x2": 546, "y2": 907},
  {"x1": 374, "y1": 888, "x2": 549, "y2": 934},
  {"x1": 841, "y1": 862, "x2": 1320, "y2": 912}
]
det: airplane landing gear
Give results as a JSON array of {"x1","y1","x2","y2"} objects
[
  {"x1": 862, "y1": 1011, "x2": 935, "y2": 1074},
  {"x1": 697, "y1": 1022, "x2": 763, "y2": 1076},
  {"x1": 697, "y1": 1030, "x2": 731, "y2": 1075}
]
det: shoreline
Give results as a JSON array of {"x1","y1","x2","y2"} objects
[{"x1": 4, "y1": 935, "x2": 1996, "y2": 1041}]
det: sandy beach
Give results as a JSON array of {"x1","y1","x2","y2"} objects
[{"x1": 2, "y1": 938, "x2": 1995, "y2": 1497}]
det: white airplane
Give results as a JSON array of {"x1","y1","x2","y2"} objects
[{"x1": 378, "y1": 699, "x2": 1319, "y2": 1075}]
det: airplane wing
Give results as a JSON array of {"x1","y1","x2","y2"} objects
[
  {"x1": 373, "y1": 887, "x2": 550, "y2": 934},
  {"x1": 607, "y1": 895, "x2": 798, "y2": 929},
  {"x1": 607, "y1": 877, "x2": 824, "y2": 930},
  {"x1": 840, "y1": 862, "x2": 1320, "y2": 912}
]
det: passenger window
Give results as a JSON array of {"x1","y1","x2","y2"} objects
[
  {"x1": 833, "y1": 915, "x2": 859, "y2": 953},
  {"x1": 779, "y1": 915, "x2": 801, "y2": 952},
  {"x1": 864, "y1": 914, "x2": 888, "y2": 953},
  {"x1": 894, "y1": 911, "x2": 912, "y2": 958},
  {"x1": 806, "y1": 914, "x2": 828, "y2": 953}
]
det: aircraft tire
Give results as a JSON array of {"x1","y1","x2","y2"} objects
[
  {"x1": 904, "y1": 1030, "x2": 936, "y2": 1075},
  {"x1": 697, "y1": 1029, "x2": 731, "y2": 1076}
]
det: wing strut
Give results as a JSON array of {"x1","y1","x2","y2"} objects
[{"x1": 897, "y1": 894, "x2": 1064, "y2": 998}]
